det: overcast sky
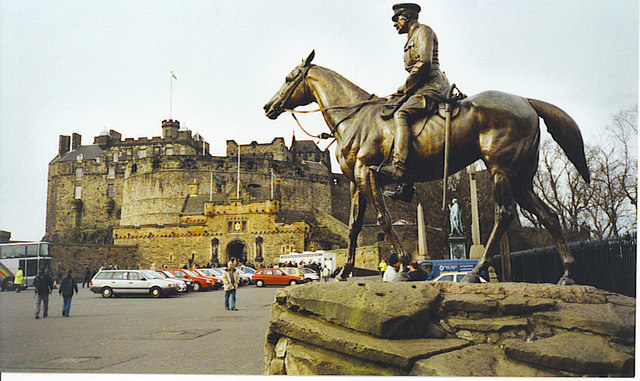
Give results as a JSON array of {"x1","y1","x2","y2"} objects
[{"x1": 0, "y1": 0, "x2": 637, "y2": 241}]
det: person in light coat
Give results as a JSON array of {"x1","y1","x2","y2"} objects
[{"x1": 222, "y1": 260, "x2": 240, "y2": 311}]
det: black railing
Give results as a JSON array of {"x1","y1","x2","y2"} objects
[{"x1": 491, "y1": 234, "x2": 636, "y2": 297}]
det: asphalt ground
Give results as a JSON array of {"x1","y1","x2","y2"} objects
[
  {"x1": 1, "y1": 275, "x2": 383, "y2": 381},
  {"x1": 0, "y1": 282, "x2": 282, "y2": 379}
]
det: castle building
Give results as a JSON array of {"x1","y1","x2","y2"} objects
[{"x1": 46, "y1": 120, "x2": 357, "y2": 268}]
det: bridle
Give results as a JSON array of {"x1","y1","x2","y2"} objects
[{"x1": 276, "y1": 64, "x2": 384, "y2": 141}]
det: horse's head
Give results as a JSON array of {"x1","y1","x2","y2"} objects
[{"x1": 264, "y1": 50, "x2": 316, "y2": 120}]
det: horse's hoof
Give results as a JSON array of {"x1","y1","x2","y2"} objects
[
  {"x1": 461, "y1": 272, "x2": 481, "y2": 283},
  {"x1": 556, "y1": 276, "x2": 576, "y2": 286}
]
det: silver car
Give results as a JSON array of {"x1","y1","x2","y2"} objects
[{"x1": 90, "y1": 270, "x2": 180, "y2": 298}]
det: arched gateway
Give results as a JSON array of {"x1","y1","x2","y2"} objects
[{"x1": 226, "y1": 240, "x2": 247, "y2": 264}]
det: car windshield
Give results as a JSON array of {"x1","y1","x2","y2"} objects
[
  {"x1": 198, "y1": 269, "x2": 214, "y2": 276},
  {"x1": 299, "y1": 268, "x2": 313, "y2": 273},
  {"x1": 184, "y1": 270, "x2": 199, "y2": 277},
  {"x1": 210, "y1": 268, "x2": 224, "y2": 276},
  {"x1": 238, "y1": 266, "x2": 255, "y2": 274},
  {"x1": 154, "y1": 271, "x2": 169, "y2": 278},
  {"x1": 160, "y1": 271, "x2": 177, "y2": 278},
  {"x1": 141, "y1": 270, "x2": 162, "y2": 279}
]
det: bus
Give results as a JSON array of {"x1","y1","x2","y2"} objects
[
  {"x1": 417, "y1": 259, "x2": 480, "y2": 281},
  {"x1": 0, "y1": 241, "x2": 52, "y2": 290},
  {"x1": 279, "y1": 251, "x2": 337, "y2": 274}
]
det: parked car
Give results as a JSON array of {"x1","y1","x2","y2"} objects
[
  {"x1": 281, "y1": 267, "x2": 318, "y2": 282},
  {"x1": 234, "y1": 267, "x2": 253, "y2": 285},
  {"x1": 154, "y1": 270, "x2": 191, "y2": 292},
  {"x1": 431, "y1": 272, "x2": 488, "y2": 283},
  {"x1": 298, "y1": 267, "x2": 320, "y2": 282},
  {"x1": 157, "y1": 268, "x2": 221, "y2": 292},
  {"x1": 90, "y1": 269, "x2": 180, "y2": 298},
  {"x1": 252, "y1": 267, "x2": 305, "y2": 287}
]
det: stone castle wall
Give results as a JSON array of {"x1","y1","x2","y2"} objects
[{"x1": 50, "y1": 243, "x2": 139, "y2": 276}]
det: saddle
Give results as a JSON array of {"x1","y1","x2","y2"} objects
[{"x1": 381, "y1": 84, "x2": 466, "y2": 123}]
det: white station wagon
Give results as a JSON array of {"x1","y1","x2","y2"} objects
[{"x1": 90, "y1": 269, "x2": 181, "y2": 298}]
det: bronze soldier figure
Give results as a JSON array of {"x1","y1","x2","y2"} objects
[{"x1": 378, "y1": 3, "x2": 450, "y2": 187}]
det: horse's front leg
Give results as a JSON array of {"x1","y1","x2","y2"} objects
[
  {"x1": 336, "y1": 182, "x2": 367, "y2": 281},
  {"x1": 356, "y1": 163, "x2": 410, "y2": 272}
]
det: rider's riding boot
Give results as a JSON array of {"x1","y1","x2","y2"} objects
[
  {"x1": 376, "y1": 154, "x2": 406, "y2": 182},
  {"x1": 376, "y1": 114, "x2": 410, "y2": 181},
  {"x1": 383, "y1": 183, "x2": 416, "y2": 203}
]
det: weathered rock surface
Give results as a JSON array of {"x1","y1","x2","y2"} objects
[
  {"x1": 265, "y1": 281, "x2": 635, "y2": 377},
  {"x1": 410, "y1": 343, "x2": 563, "y2": 377},
  {"x1": 531, "y1": 301, "x2": 635, "y2": 339},
  {"x1": 285, "y1": 281, "x2": 440, "y2": 338},
  {"x1": 504, "y1": 332, "x2": 634, "y2": 374},
  {"x1": 270, "y1": 303, "x2": 469, "y2": 369}
]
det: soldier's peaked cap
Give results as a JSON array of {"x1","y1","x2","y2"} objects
[{"x1": 392, "y1": 3, "x2": 421, "y2": 21}]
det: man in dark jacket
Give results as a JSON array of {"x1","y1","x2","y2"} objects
[
  {"x1": 33, "y1": 266, "x2": 54, "y2": 319},
  {"x1": 59, "y1": 269, "x2": 78, "y2": 317},
  {"x1": 407, "y1": 262, "x2": 428, "y2": 281}
]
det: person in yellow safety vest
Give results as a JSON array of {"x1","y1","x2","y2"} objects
[
  {"x1": 378, "y1": 259, "x2": 388, "y2": 278},
  {"x1": 14, "y1": 266, "x2": 24, "y2": 293}
]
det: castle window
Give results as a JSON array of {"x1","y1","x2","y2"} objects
[
  {"x1": 166, "y1": 147, "x2": 174, "y2": 155},
  {"x1": 138, "y1": 148, "x2": 147, "y2": 158},
  {"x1": 126, "y1": 148, "x2": 132, "y2": 157},
  {"x1": 154, "y1": 147, "x2": 161, "y2": 156},
  {"x1": 76, "y1": 154, "x2": 84, "y2": 163},
  {"x1": 74, "y1": 186, "x2": 82, "y2": 199},
  {"x1": 113, "y1": 153, "x2": 119, "y2": 162},
  {"x1": 107, "y1": 184, "x2": 115, "y2": 198},
  {"x1": 376, "y1": 232, "x2": 386, "y2": 242},
  {"x1": 75, "y1": 168, "x2": 82, "y2": 180},
  {"x1": 131, "y1": 164, "x2": 137, "y2": 173},
  {"x1": 107, "y1": 167, "x2": 115, "y2": 179}
]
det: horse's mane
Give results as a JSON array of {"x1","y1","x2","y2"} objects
[{"x1": 311, "y1": 65, "x2": 382, "y2": 102}]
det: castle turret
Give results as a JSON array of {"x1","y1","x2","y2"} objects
[{"x1": 162, "y1": 119, "x2": 180, "y2": 140}]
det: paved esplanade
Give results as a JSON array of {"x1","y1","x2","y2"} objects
[{"x1": 0, "y1": 284, "x2": 281, "y2": 374}]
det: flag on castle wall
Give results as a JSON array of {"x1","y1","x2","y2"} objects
[{"x1": 212, "y1": 173, "x2": 222, "y2": 183}]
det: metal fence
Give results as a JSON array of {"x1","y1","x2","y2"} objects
[{"x1": 491, "y1": 234, "x2": 637, "y2": 297}]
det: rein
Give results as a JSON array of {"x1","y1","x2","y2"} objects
[{"x1": 285, "y1": 96, "x2": 383, "y2": 140}]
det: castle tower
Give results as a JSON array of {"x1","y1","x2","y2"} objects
[{"x1": 162, "y1": 119, "x2": 180, "y2": 140}]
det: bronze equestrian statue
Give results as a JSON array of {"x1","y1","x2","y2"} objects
[{"x1": 263, "y1": 10, "x2": 590, "y2": 286}]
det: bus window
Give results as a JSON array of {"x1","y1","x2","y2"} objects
[
  {"x1": 26, "y1": 259, "x2": 39, "y2": 277},
  {"x1": 38, "y1": 258, "x2": 52, "y2": 274},
  {"x1": 40, "y1": 243, "x2": 49, "y2": 257},
  {"x1": 0, "y1": 245, "x2": 26, "y2": 259},
  {"x1": 26, "y1": 244, "x2": 39, "y2": 257}
]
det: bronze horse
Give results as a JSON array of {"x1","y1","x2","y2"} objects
[{"x1": 264, "y1": 51, "x2": 590, "y2": 285}]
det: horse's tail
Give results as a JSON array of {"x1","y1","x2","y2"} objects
[{"x1": 528, "y1": 98, "x2": 590, "y2": 183}]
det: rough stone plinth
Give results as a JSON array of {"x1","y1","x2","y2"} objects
[
  {"x1": 265, "y1": 281, "x2": 634, "y2": 377},
  {"x1": 504, "y1": 332, "x2": 634, "y2": 374},
  {"x1": 285, "y1": 281, "x2": 440, "y2": 338}
]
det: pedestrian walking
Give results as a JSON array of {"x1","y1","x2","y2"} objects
[
  {"x1": 14, "y1": 266, "x2": 24, "y2": 292},
  {"x1": 222, "y1": 260, "x2": 240, "y2": 311},
  {"x1": 407, "y1": 262, "x2": 427, "y2": 281},
  {"x1": 82, "y1": 267, "x2": 91, "y2": 288},
  {"x1": 59, "y1": 269, "x2": 78, "y2": 317},
  {"x1": 383, "y1": 254, "x2": 403, "y2": 282},
  {"x1": 322, "y1": 265, "x2": 330, "y2": 282},
  {"x1": 33, "y1": 266, "x2": 53, "y2": 319}
]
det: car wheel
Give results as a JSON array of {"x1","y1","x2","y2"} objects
[
  {"x1": 101, "y1": 287, "x2": 113, "y2": 298},
  {"x1": 193, "y1": 282, "x2": 201, "y2": 292},
  {"x1": 150, "y1": 287, "x2": 162, "y2": 298},
  {"x1": 289, "y1": 279, "x2": 297, "y2": 286},
  {"x1": 256, "y1": 280, "x2": 264, "y2": 287}
]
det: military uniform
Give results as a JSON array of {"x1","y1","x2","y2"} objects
[{"x1": 378, "y1": 3, "x2": 450, "y2": 183}]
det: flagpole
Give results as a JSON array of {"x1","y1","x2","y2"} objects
[
  {"x1": 210, "y1": 172, "x2": 213, "y2": 202},
  {"x1": 170, "y1": 71, "x2": 177, "y2": 118},
  {"x1": 270, "y1": 169, "x2": 274, "y2": 199},
  {"x1": 236, "y1": 145, "x2": 241, "y2": 199}
]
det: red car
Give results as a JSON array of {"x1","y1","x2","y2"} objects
[
  {"x1": 253, "y1": 267, "x2": 305, "y2": 287},
  {"x1": 157, "y1": 268, "x2": 221, "y2": 292}
]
